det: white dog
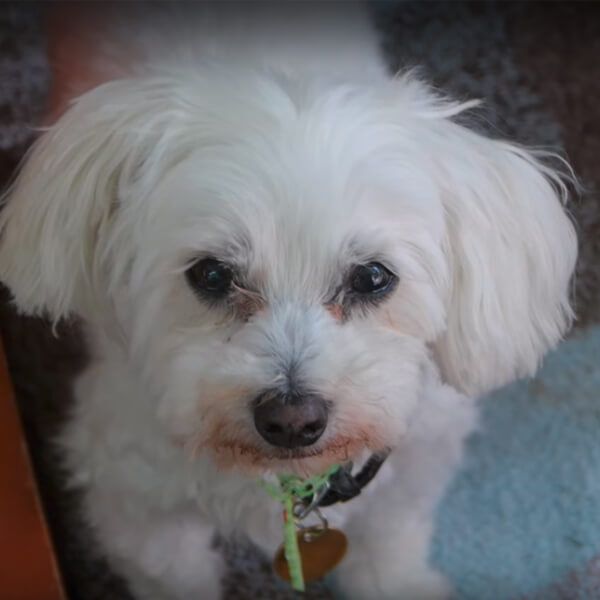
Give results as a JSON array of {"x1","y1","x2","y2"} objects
[{"x1": 0, "y1": 3, "x2": 577, "y2": 599}]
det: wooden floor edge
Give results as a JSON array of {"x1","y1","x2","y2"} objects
[{"x1": 0, "y1": 338, "x2": 67, "y2": 600}]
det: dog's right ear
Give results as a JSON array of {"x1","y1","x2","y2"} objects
[{"x1": 0, "y1": 79, "x2": 181, "y2": 322}]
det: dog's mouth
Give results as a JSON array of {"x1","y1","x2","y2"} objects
[
  {"x1": 210, "y1": 443, "x2": 356, "y2": 476},
  {"x1": 199, "y1": 427, "x2": 387, "y2": 476},
  {"x1": 174, "y1": 412, "x2": 391, "y2": 476}
]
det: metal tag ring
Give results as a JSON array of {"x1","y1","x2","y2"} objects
[{"x1": 293, "y1": 480, "x2": 331, "y2": 521}]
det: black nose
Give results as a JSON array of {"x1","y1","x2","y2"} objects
[{"x1": 253, "y1": 391, "x2": 328, "y2": 449}]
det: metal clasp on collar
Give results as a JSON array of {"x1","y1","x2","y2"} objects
[{"x1": 293, "y1": 478, "x2": 331, "y2": 520}]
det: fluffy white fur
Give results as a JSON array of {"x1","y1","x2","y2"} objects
[{"x1": 0, "y1": 3, "x2": 577, "y2": 599}]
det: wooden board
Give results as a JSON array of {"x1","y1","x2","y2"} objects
[{"x1": 0, "y1": 340, "x2": 65, "y2": 600}]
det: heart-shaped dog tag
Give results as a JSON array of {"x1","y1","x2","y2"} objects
[{"x1": 274, "y1": 528, "x2": 348, "y2": 584}]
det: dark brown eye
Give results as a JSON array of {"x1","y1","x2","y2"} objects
[
  {"x1": 350, "y1": 262, "x2": 395, "y2": 295},
  {"x1": 186, "y1": 257, "x2": 233, "y2": 298}
]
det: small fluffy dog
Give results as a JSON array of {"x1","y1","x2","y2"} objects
[{"x1": 0, "y1": 3, "x2": 577, "y2": 599}]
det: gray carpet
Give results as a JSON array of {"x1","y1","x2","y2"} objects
[{"x1": 1, "y1": 3, "x2": 599, "y2": 599}]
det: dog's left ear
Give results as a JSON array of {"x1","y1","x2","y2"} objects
[{"x1": 427, "y1": 116, "x2": 578, "y2": 396}]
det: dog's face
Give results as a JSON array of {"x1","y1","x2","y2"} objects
[
  {"x1": 135, "y1": 135, "x2": 443, "y2": 473},
  {"x1": 0, "y1": 71, "x2": 577, "y2": 475}
]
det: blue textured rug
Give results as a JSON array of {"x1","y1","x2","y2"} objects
[{"x1": 432, "y1": 326, "x2": 600, "y2": 600}]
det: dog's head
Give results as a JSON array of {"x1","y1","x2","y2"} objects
[{"x1": 0, "y1": 70, "x2": 576, "y2": 474}]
